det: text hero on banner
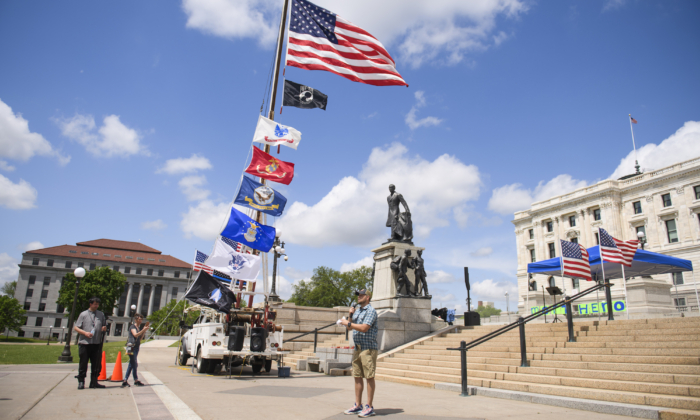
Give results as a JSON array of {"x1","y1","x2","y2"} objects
[
  {"x1": 244, "y1": 146, "x2": 295, "y2": 185},
  {"x1": 253, "y1": 115, "x2": 302, "y2": 150},
  {"x1": 205, "y1": 237, "x2": 261, "y2": 281},
  {"x1": 235, "y1": 176, "x2": 287, "y2": 217},
  {"x1": 221, "y1": 206, "x2": 276, "y2": 253}
]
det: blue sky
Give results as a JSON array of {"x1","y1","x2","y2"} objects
[{"x1": 1, "y1": 0, "x2": 699, "y2": 311}]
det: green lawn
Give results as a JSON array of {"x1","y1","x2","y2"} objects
[
  {"x1": 0, "y1": 340, "x2": 129, "y2": 365},
  {"x1": 0, "y1": 337, "x2": 59, "y2": 344},
  {"x1": 168, "y1": 340, "x2": 181, "y2": 348}
]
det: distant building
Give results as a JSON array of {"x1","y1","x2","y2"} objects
[
  {"x1": 478, "y1": 301, "x2": 494, "y2": 308},
  {"x1": 513, "y1": 156, "x2": 700, "y2": 316},
  {"x1": 12, "y1": 239, "x2": 191, "y2": 340}
]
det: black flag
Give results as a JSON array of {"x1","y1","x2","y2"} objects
[
  {"x1": 184, "y1": 271, "x2": 236, "y2": 313},
  {"x1": 283, "y1": 80, "x2": 328, "y2": 110}
]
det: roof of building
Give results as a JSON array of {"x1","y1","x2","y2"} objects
[{"x1": 24, "y1": 241, "x2": 191, "y2": 269}]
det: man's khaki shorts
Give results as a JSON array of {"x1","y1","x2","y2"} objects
[{"x1": 352, "y1": 346, "x2": 378, "y2": 379}]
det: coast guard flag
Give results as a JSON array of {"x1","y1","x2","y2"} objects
[
  {"x1": 244, "y1": 146, "x2": 295, "y2": 185},
  {"x1": 235, "y1": 176, "x2": 287, "y2": 217},
  {"x1": 221, "y1": 206, "x2": 276, "y2": 252},
  {"x1": 184, "y1": 270, "x2": 236, "y2": 313},
  {"x1": 560, "y1": 240, "x2": 592, "y2": 282},
  {"x1": 252, "y1": 115, "x2": 302, "y2": 150},
  {"x1": 205, "y1": 237, "x2": 261, "y2": 281}
]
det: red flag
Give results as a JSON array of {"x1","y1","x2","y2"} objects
[{"x1": 244, "y1": 147, "x2": 295, "y2": 185}]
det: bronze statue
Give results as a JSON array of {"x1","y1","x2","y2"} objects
[
  {"x1": 390, "y1": 249, "x2": 415, "y2": 296},
  {"x1": 386, "y1": 184, "x2": 413, "y2": 243},
  {"x1": 414, "y1": 250, "x2": 430, "y2": 297}
]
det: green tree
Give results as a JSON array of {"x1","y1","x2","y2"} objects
[
  {"x1": 287, "y1": 266, "x2": 372, "y2": 308},
  {"x1": 56, "y1": 267, "x2": 126, "y2": 319},
  {"x1": 1, "y1": 281, "x2": 17, "y2": 298},
  {"x1": 0, "y1": 296, "x2": 26, "y2": 336},
  {"x1": 476, "y1": 305, "x2": 502, "y2": 318},
  {"x1": 148, "y1": 300, "x2": 200, "y2": 336}
]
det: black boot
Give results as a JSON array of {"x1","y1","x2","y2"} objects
[
  {"x1": 89, "y1": 374, "x2": 106, "y2": 389},
  {"x1": 78, "y1": 381, "x2": 85, "y2": 390}
]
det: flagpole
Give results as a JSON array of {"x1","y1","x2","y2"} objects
[
  {"x1": 621, "y1": 265, "x2": 629, "y2": 320},
  {"x1": 599, "y1": 228, "x2": 614, "y2": 321},
  {"x1": 629, "y1": 114, "x2": 640, "y2": 174},
  {"x1": 557, "y1": 238, "x2": 567, "y2": 321}
]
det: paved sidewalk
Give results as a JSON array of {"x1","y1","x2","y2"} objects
[{"x1": 0, "y1": 348, "x2": 644, "y2": 420}]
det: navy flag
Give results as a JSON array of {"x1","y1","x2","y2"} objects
[
  {"x1": 234, "y1": 176, "x2": 287, "y2": 217},
  {"x1": 283, "y1": 80, "x2": 327, "y2": 110},
  {"x1": 221, "y1": 206, "x2": 276, "y2": 252},
  {"x1": 184, "y1": 270, "x2": 236, "y2": 313}
]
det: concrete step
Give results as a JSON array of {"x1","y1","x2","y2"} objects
[{"x1": 550, "y1": 347, "x2": 700, "y2": 357}]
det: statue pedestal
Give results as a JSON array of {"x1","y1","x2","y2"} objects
[
  {"x1": 626, "y1": 276, "x2": 676, "y2": 316},
  {"x1": 371, "y1": 242, "x2": 445, "y2": 351}
]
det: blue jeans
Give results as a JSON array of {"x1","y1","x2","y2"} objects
[{"x1": 124, "y1": 346, "x2": 139, "y2": 381}]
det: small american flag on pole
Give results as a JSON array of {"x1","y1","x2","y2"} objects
[
  {"x1": 630, "y1": 116, "x2": 638, "y2": 124},
  {"x1": 193, "y1": 250, "x2": 213, "y2": 274},
  {"x1": 613, "y1": 238, "x2": 639, "y2": 267},
  {"x1": 286, "y1": 0, "x2": 408, "y2": 87},
  {"x1": 599, "y1": 228, "x2": 627, "y2": 264},
  {"x1": 221, "y1": 236, "x2": 243, "y2": 252},
  {"x1": 560, "y1": 239, "x2": 592, "y2": 281}
]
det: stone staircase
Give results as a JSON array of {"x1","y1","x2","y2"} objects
[{"x1": 376, "y1": 316, "x2": 700, "y2": 412}]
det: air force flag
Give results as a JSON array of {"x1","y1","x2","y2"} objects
[
  {"x1": 252, "y1": 115, "x2": 301, "y2": 150},
  {"x1": 221, "y1": 206, "x2": 276, "y2": 252},
  {"x1": 205, "y1": 237, "x2": 261, "y2": 281},
  {"x1": 235, "y1": 177, "x2": 287, "y2": 217}
]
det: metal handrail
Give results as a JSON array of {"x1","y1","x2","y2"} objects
[
  {"x1": 447, "y1": 282, "x2": 609, "y2": 396},
  {"x1": 284, "y1": 321, "x2": 338, "y2": 353}
]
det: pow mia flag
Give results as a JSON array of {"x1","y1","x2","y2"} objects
[{"x1": 283, "y1": 80, "x2": 327, "y2": 110}]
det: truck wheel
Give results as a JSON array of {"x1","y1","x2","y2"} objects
[
  {"x1": 178, "y1": 341, "x2": 189, "y2": 366},
  {"x1": 195, "y1": 348, "x2": 210, "y2": 374},
  {"x1": 252, "y1": 363, "x2": 263, "y2": 374},
  {"x1": 264, "y1": 359, "x2": 272, "y2": 373}
]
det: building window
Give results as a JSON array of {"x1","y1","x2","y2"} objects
[
  {"x1": 666, "y1": 219, "x2": 679, "y2": 243},
  {"x1": 171, "y1": 287, "x2": 178, "y2": 301},
  {"x1": 101, "y1": 264, "x2": 107, "y2": 267},
  {"x1": 528, "y1": 277, "x2": 537, "y2": 291},
  {"x1": 69, "y1": 250, "x2": 77, "y2": 254},
  {"x1": 672, "y1": 272, "x2": 684, "y2": 285},
  {"x1": 548, "y1": 243, "x2": 556, "y2": 259},
  {"x1": 35, "y1": 317, "x2": 43, "y2": 327},
  {"x1": 43, "y1": 277, "x2": 50, "y2": 286},
  {"x1": 546, "y1": 221, "x2": 553, "y2": 232},
  {"x1": 125, "y1": 267, "x2": 131, "y2": 274},
  {"x1": 571, "y1": 237, "x2": 578, "y2": 244},
  {"x1": 636, "y1": 226, "x2": 646, "y2": 242},
  {"x1": 47, "y1": 259, "x2": 54, "y2": 267},
  {"x1": 137, "y1": 257, "x2": 144, "y2": 261},
  {"x1": 115, "y1": 255, "x2": 121, "y2": 258},
  {"x1": 56, "y1": 304, "x2": 64, "y2": 313},
  {"x1": 593, "y1": 209, "x2": 601, "y2": 221},
  {"x1": 572, "y1": 278, "x2": 580, "y2": 289},
  {"x1": 81, "y1": 251, "x2": 89, "y2": 255},
  {"x1": 159, "y1": 259, "x2": 166, "y2": 263},
  {"x1": 41, "y1": 290, "x2": 48, "y2": 299},
  {"x1": 174, "y1": 271, "x2": 180, "y2": 278},
  {"x1": 148, "y1": 258, "x2": 155, "y2": 262},
  {"x1": 65, "y1": 261, "x2": 72, "y2": 269},
  {"x1": 152, "y1": 285, "x2": 163, "y2": 313},
  {"x1": 548, "y1": 277, "x2": 555, "y2": 288},
  {"x1": 115, "y1": 323, "x2": 123, "y2": 337},
  {"x1": 103, "y1": 254, "x2": 111, "y2": 257},
  {"x1": 28, "y1": 275, "x2": 36, "y2": 285},
  {"x1": 594, "y1": 232, "x2": 600, "y2": 245},
  {"x1": 187, "y1": 271, "x2": 191, "y2": 279},
  {"x1": 147, "y1": 269, "x2": 153, "y2": 276},
  {"x1": 695, "y1": 185, "x2": 700, "y2": 200},
  {"x1": 633, "y1": 201, "x2": 642, "y2": 214},
  {"x1": 33, "y1": 332, "x2": 40, "y2": 338},
  {"x1": 77, "y1": 262, "x2": 84, "y2": 268},
  {"x1": 674, "y1": 298, "x2": 686, "y2": 307},
  {"x1": 528, "y1": 229, "x2": 534, "y2": 240},
  {"x1": 113, "y1": 266, "x2": 119, "y2": 271},
  {"x1": 117, "y1": 284, "x2": 128, "y2": 317},
  {"x1": 530, "y1": 249, "x2": 536, "y2": 263},
  {"x1": 32, "y1": 258, "x2": 39, "y2": 266},
  {"x1": 39, "y1": 303, "x2": 46, "y2": 311},
  {"x1": 24, "y1": 302, "x2": 31, "y2": 310},
  {"x1": 569, "y1": 215, "x2": 576, "y2": 227},
  {"x1": 158, "y1": 270, "x2": 164, "y2": 277},
  {"x1": 18, "y1": 330, "x2": 25, "y2": 337},
  {"x1": 26, "y1": 289, "x2": 33, "y2": 298},
  {"x1": 54, "y1": 318, "x2": 62, "y2": 328},
  {"x1": 141, "y1": 284, "x2": 152, "y2": 311},
  {"x1": 129, "y1": 284, "x2": 141, "y2": 316},
  {"x1": 126, "y1": 256, "x2": 133, "y2": 260},
  {"x1": 662, "y1": 193, "x2": 672, "y2": 207},
  {"x1": 136, "y1": 267, "x2": 142, "y2": 275},
  {"x1": 92, "y1": 252, "x2": 99, "y2": 256}
]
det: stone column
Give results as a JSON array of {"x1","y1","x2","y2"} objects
[
  {"x1": 136, "y1": 283, "x2": 144, "y2": 315},
  {"x1": 124, "y1": 283, "x2": 133, "y2": 317},
  {"x1": 147, "y1": 284, "x2": 156, "y2": 316}
]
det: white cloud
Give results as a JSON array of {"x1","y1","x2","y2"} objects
[
  {"x1": 182, "y1": 0, "x2": 527, "y2": 67},
  {"x1": 278, "y1": 143, "x2": 482, "y2": 247},
  {"x1": 181, "y1": 200, "x2": 230, "y2": 240},
  {"x1": 426, "y1": 270, "x2": 456, "y2": 284},
  {"x1": 340, "y1": 256, "x2": 374, "y2": 273},
  {"x1": 488, "y1": 174, "x2": 588, "y2": 216},
  {"x1": 0, "y1": 174, "x2": 38, "y2": 210},
  {"x1": 0, "y1": 253, "x2": 19, "y2": 288},
  {"x1": 0, "y1": 98, "x2": 70, "y2": 166},
  {"x1": 0, "y1": 161, "x2": 15, "y2": 171},
  {"x1": 470, "y1": 247, "x2": 493, "y2": 257},
  {"x1": 432, "y1": 293, "x2": 456, "y2": 303},
  {"x1": 471, "y1": 278, "x2": 517, "y2": 300},
  {"x1": 284, "y1": 267, "x2": 312, "y2": 281},
  {"x1": 179, "y1": 175, "x2": 211, "y2": 202},
  {"x1": 56, "y1": 114, "x2": 148, "y2": 158},
  {"x1": 158, "y1": 154, "x2": 212, "y2": 175},
  {"x1": 602, "y1": 0, "x2": 626, "y2": 12},
  {"x1": 141, "y1": 220, "x2": 167, "y2": 231},
  {"x1": 405, "y1": 91, "x2": 443, "y2": 130},
  {"x1": 18, "y1": 241, "x2": 45, "y2": 252},
  {"x1": 271, "y1": 275, "x2": 297, "y2": 300},
  {"x1": 610, "y1": 121, "x2": 700, "y2": 180},
  {"x1": 453, "y1": 205, "x2": 502, "y2": 228}
]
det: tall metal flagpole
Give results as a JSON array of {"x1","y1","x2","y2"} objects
[
  {"x1": 557, "y1": 238, "x2": 568, "y2": 321},
  {"x1": 629, "y1": 114, "x2": 641, "y2": 174},
  {"x1": 599, "y1": 228, "x2": 614, "y2": 321},
  {"x1": 621, "y1": 265, "x2": 629, "y2": 319}
]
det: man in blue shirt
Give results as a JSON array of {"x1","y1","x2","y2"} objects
[{"x1": 340, "y1": 289, "x2": 378, "y2": 418}]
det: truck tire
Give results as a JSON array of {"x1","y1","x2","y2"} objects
[
  {"x1": 252, "y1": 362, "x2": 263, "y2": 374},
  {"x1": 264, "y1": 359, "x2": 272, "y2": 373},
  {"x1": 178, "y1": 341, "x2": 190, "y2": 366},
  {"x1": 195, "y1": 348, "x2": 210, "y2": 374}
]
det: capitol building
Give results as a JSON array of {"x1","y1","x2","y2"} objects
[{"x1": 513, "y1": 156, "x2": 700, "y2": 317}]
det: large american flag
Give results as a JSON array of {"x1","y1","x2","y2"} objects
[
  {"x1": 613, "y1": 238, "x2": 639, "y2": 267},
  {"x1": 286, "y1": 0, "x2": 408, "y2": 87},
  {"x1": 193, "y1": 250, "x2": 213, "y2": 274},
  {"x1": 599, "y1": 228, "x2": 637, "y2": 265},
  {"x1": 560, "y1": 239, "x2": 592, "y2": 282}
]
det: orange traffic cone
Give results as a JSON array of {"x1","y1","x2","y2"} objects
[
  {"x1": 98, "y1": 351, "x2": 107, "y2": 380},
  {"x1": 110, "y1": 351, "x2": 124, "y2": 382}
]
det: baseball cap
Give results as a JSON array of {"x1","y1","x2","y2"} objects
[{"x1": 355, "y1": 289, "x2": 369, "y2": 296}]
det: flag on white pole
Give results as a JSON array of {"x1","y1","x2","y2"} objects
[
  {"x1": 252, "y1": 115, "x2": 302, "y2": 150},
  {"x1": 205, "y1": 237, "x2": 261, "y2": 281}
]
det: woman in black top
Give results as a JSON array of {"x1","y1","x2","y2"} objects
[{"x1": 122, "y1": 313, "x2": 150, "y2": 387}]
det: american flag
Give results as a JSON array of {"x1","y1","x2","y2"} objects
[
  {"x1": 630, "y1": 116, "x2": 638, "y2": 124},
  {"x1": 560, "y1": 239, "x2": 592, "y2": 282},
  {"x1": 193, "y1": 250, "x2": 213, "y2": 274},
  {"x1": 613, "y1": 238, "x2": 639, "y2": 267},
  {"x1": 221, "y1": 236, "x2": 243, "y2": 252},
  {"x1": 599, "y1": 228, "x2": 626, "y2": 264},
  {"x1": 286, "y1": 0, "x2": 408, "y2": 87}
]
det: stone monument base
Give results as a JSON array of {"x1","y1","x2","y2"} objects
[{"x1": 626, "y1": 276, "x2": 677, "y2": 315}]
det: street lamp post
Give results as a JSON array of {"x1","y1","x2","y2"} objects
[
  {"x1": 269, "y1": 230, "x2": 287, "y2": 302},
  {"x1": 505, "y1": 291, "x2": 510, "y2": 323},
  {"x1": 58, "y1": 267, "x2": 85, "y2": 362},
  {"x1": 637, "y1": 230, "x2": 646, "y2": 250}
]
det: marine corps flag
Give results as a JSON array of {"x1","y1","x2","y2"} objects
[
  {"x1": 235, "y1": 176, "x2": 287, "y2": 217},
  {"x1": 283, "y1": 80, "x2": 327, "y2": 110},
  {"x1": 184, "y1": 270, "x2": 236, "y2": 313},
  {"x1": 244, "y1": 146, "x2": 295, "y2": 185}
]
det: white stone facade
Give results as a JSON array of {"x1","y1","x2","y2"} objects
[{"x1": 512, "y1": 157, "x2": 700, "y2": 316}]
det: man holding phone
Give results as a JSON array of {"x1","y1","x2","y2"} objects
[
  {"x1": 73, "y1": 297, "x2": 107, "y2": 390},
  {"x1": 340, "y1": 289, "x2": 378, "y2": 418}
]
